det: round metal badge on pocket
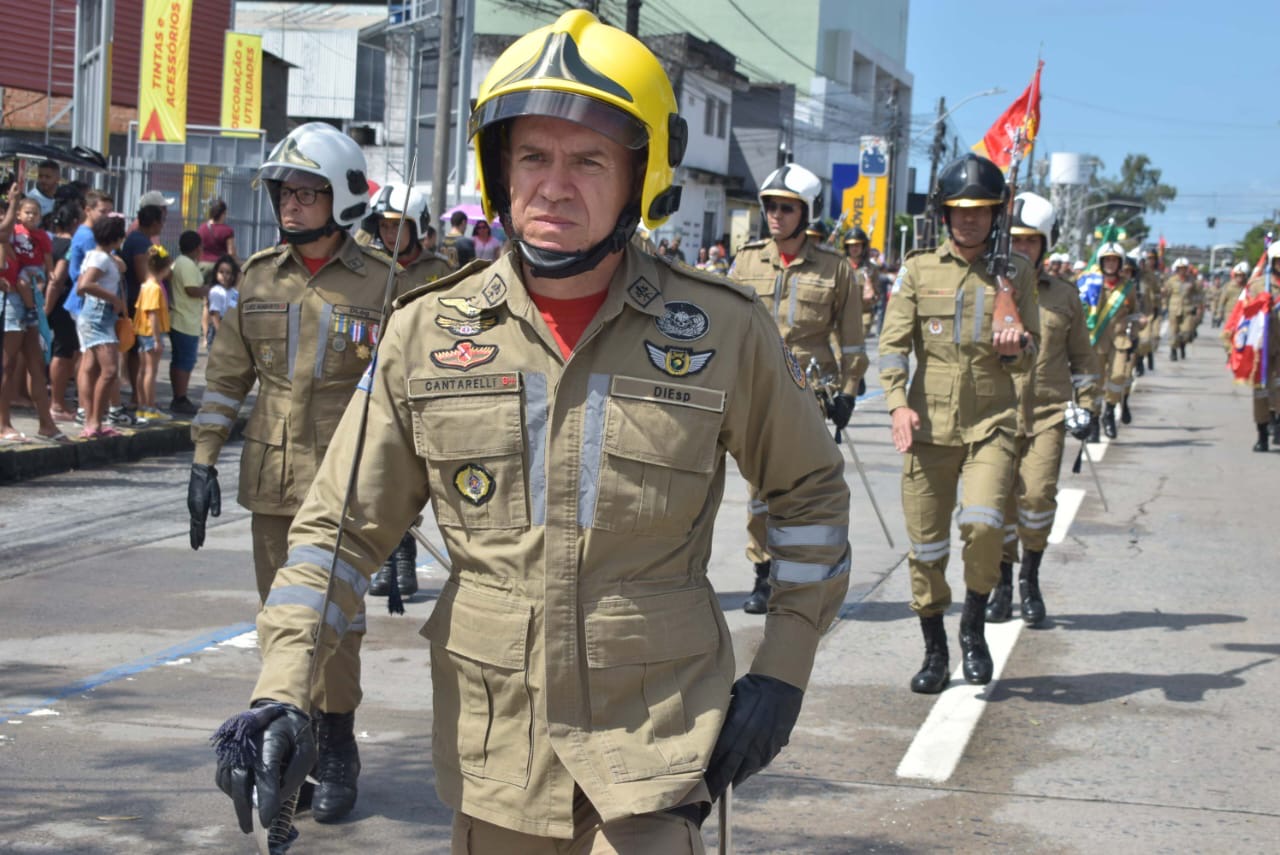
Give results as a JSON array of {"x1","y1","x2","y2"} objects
[{"x1": 332, "y1": 336, "x2": 347, "y2": 352}]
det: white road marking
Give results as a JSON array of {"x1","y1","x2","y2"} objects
[
  {"x1": 1048, "y1": 488, "x2": 1086, "y2": 545},
  {"x1": 1089, "y1": 436, "x2": 1110, "y2": 462},
  {"x1": 218, "y1": 630, "x2": 259, "y2": 650},
  {"x1": 895, "y1": 619, "x2": 1025, "y2": 782}
]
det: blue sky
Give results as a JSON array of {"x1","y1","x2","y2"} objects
[{"x1": 905, "y1": 0, "x2": 1279, "y2": 251}]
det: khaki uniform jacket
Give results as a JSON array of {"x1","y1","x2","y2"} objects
[
  {"x1": 1138, "y1": 270, "x2": 1162, "y2": 315},
  {"x1": 402, "y1": 250, "x2": 455, "y2": 288},
  {"x1": 729, "y1": 236, "x2": 867, "y2": 395},
  {"x1": 878, "y1": 240, "x2": 1040, "y2": 446},
  {"x1": 191, "y1": 236, "x2": 402, "y2": 515},
  {"x1": 251, "y1": 247, "x2": 851, "y2": 837},
  {"x1": 1164, "y1": 274, "x2": 1200, "y2": 317},
  {"x1": 1095, "y1": 281, "x2": 1138, "y2": 352},
  {"x1": 1217, "y1": 280, "x2": 1246, "y2": 321},
  {"x1": 1028, "y1": 273, "x2": 1100, "y2": 434}
]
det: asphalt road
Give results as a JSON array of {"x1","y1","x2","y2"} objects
[{"x1": 2, "y1": 326, "x2": 1277, "y2": 853}]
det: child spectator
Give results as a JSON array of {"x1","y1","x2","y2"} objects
[
  {"x1": 2, "y1": 193, "x2": 44, "y2": 328},
  {"x1": 132, "y1": 245, "x2": 172, "y2": 423},
  {"x1": 74, "y1": 215, "x2": 128, "y2": 439},
  {"x1": 205, "y1": 253, "x2": 240, "y2": 348},
  {"x1": 168, "y1": 230, "x2": 207, "y2": 414}
]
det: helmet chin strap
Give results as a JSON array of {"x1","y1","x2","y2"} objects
[
  {"x1": 280, "y1": 220, "x2": 342, "y2": 246},
  {"x1": 513, "y1": 204, "x2": 640, "y2": 280}
]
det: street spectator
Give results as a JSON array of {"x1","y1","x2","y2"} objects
[
  {"x1": 421, "y1": 223, "x2": 438, "y2": 253},
  {"x1": 131, "y1": 245, "x2": 172, "y2": 423},
  {"x1": 197, "y1": 198, "x2": 238, "y2": 269},
  {"x1": 471, "y1": 219, "x2": 501, "y2": 261},
  {"x1": 205, "y1": 254, "x2": 239, "y2": 348},
  {"x1": 45, "y1": 199, "x2": 82, "y2": 423},
  {"x1": 441, "y1": 210, "x2": 475, "y2": 267},
  {"x1": 74, "y1": 215, "x2": 128, "y2": 439},
  {"x1": 168, "y1": 230, "x2": 206, "y2": 415},
  {"x1": 669, "y1": 235, "x2": 686, "y2": 262},
  {"x1": 695, "y1": 246, "x2": 709, "y2": 267},
  {"x1": 64, "y1": 190, "x2": 113, "y2": 322},
  {"x1": 26, "y1": 160, "x2": 61, "y2": 218},
  {"x1": 121, "y1": 192, "x2": 172, "y2": 409},
  {"x1": 705, "y1": 243, "x2": 729, "y2": 275}
]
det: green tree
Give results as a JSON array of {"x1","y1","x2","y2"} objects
[
  {"x1": 1240, "y1": 221, "x2": 1280, "y2": 268},
  {"x1": 1085, "y1": 153, "x2": 1178, "y2": 245}
]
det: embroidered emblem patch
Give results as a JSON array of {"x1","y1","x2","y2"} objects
[
  {"x1": 453, "y1": 463, "x2": 495, "y2": 506},
  {"x1": 654, "y1": 300, "x2": 710, "y2": 342},
  {"x1": 645, "y1": 341, "x2": 714, "y2": 377},
  {"x1": 627, "y1": 277, "x2": 659, "y2": 307},
  {"x1": 436, "y1": 314, "x2": 497, "y2": 336},
  {"x1": 781, "y1": 339, "x2": 805, "y2": 389},
  {"x1": 430, "y1": 339, "x2": 498, "y2": 371},
  {"x1": 257, "y1": 344, "x2": 275, "y2": 369},
  {"x1": 891, "y1": 267, "x2": 906, "y2": 296},
  {"x1": 927, "y1": 318, "x2": 943, "y2": 336},
  {"x1": 439, "y1": 296, "x2": 486, "y2": 319},
  {"x1": 481, "y1": 275, "x2": 507, "y2": 307}
]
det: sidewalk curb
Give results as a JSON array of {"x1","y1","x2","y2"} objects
[{"x1": 0, "y1": 418, "x2": 246, "y2": 483}]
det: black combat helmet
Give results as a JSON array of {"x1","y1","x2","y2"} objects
[
  {"x1": 805, "y1": 219, "x2": 831, "y2": 240},
  {"x1": 934, "y1": 153, "x2": 1006, "y2": 208},
  {"x1": 844, "y1": 226, "x2": 870, "y2": 245}
]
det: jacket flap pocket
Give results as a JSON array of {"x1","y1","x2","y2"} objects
[
  {"x1": 602, "y1": 396, "x2": 719, "y2": 473},
  {"x1": 917, "y1": 296, "x2": 954, "y2": 316},
  {"x1": 413, "y1": 395, "x2": 523, "y2": 459},
  {"x1": 421, "y1": 581, "x2": 530, "y2": 669},
  {"x1": 243, "y1": 409, "x2": 286, "y2": 447},
  {"x1": 584, "y1": 587, "x2": 719, "y2": 667}
]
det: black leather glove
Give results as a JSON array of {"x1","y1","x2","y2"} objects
[
  {"x1": 829, "y1": 393, "x2": 857, "y2": 434},
  {"x1": 212, "y1": 702, "x2": 316, "y2": 835},
  {"x1": 705, "y1": 674, "x2": 804, "y2": 803},
  {"x1": 188, "y1": 463, "x2": 221, "y2": 550}
]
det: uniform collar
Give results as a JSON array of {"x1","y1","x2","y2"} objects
[
  {"x1": 274, "y1": 233, "x2": 367, "y2": 274},
  {"x1": 492, "y1": 244, "x2": 667, "y2": 320},
  {"x1": 760, "y1": 236, "x2": 819, "y2": 269}
]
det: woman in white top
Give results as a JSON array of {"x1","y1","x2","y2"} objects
[
  {"x1": 75, "y1": 215, "x2": 128, "y2": 437},
  {"x1": 471, "y1": 220, "x2": 502, "y2": 261}
]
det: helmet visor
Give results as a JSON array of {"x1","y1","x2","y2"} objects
[{"x1": 470, "y1": 89, "x2": 649, "y2": 151}]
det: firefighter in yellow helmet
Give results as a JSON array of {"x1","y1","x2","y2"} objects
[{"x1": 212, "y1": 11, "x2": 850, "y2": 852}]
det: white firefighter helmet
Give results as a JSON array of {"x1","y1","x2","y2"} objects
[
  {"x1": 1072, "y1": 260, "x2": 1086, "y2": 272},
  {"x1": 374, "y1": 182, "x2": 431, "y2": 237},
  {"x1": 759, "y1": 163, "x2": 823, "y2": 220},
  {"x1": 1010, "y1": 192, "x2": 1057, "y2": 251},
  {"x1": 1172, "y1": 256, "x2": 1190, "y2": 269},
  {"x1": 258, "y1": 122, "x2": 371, "y2": 232},
  {"x1": 1098, "y1": 241, "x2": 1126, "y2": 260},
  {"x1": 1233, "y1": 261, "x2": 1251, "y2": 275}
]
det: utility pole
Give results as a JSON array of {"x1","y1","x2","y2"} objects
[
  {"x1": 432, "y1": 0, "x2": 458, "y2": 221},
  {"x1": 923, "y1": 95, "x2": 946, "y2": 250},
  {"x1": 626, "y1": 0, "x2": 642, "y2": 35},
  {"x1": 884, "y1": 82, "x2": 901, "y2": 262}
]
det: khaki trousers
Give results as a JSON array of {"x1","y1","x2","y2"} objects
[
  {"x1": 1105, "y1": 345, "x2": 1136, "y2": 404},
  {"x1": 251, "y1": 512, "x2": 365, "y2": 713},
  {"x1": 901, "y1": 434, "x2": 1016, "y2": 617},
  {"x1": 1001, "y1": 424, "x2": 1067, "y2": 563},
  {"x1": 450, "y1": 797, "x2": 705, "y2": 855}
]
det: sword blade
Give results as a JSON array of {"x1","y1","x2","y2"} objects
[
  {"x1": 717, "y1": 784, "x2": 732, "y2": 855},
  {"x1": 409, "y1": 525, "x2": 453, "y2": 572},
  {"x1": 840, "y1": 436, "x2": 896, "y2": 549},
  {"x1": 1079, "y1": 439, "x2": 1109, "y2": 512}
]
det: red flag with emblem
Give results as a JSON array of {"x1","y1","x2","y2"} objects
[{"x1": 973, "y1": 62, "x2": 1043, "y2": 170}]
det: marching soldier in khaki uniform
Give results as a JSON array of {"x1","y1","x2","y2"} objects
[
  {"x1": 213, "y1": 12, "x2": 850, "y2": 852},
  {"x1": 1216, "y1": 261, "x2": 1250, "y2": 329},
  {"x1": 988, "y1": 193, "x2": 1099, "y2": 625},
  {"x1": 844, "y1": 227, "x2": 881, "y2": 336},
  {"x1": 1136, "y1": 248, "x2": 1163, "y2": 373},
  {"x1": 1086, "y1": 243, "x2": 1140, "y2": 440},
  {"x1": 879, "y1": 153, "x2": 1040, "y2": 694},
  {"x1": 189, "y1": 123, "x2": 403, "y2": 823},
  {"x1": 1165, "y1": 257, "x2": 1199, "y2": 361},
  {"x1": 729, "y1": 163, "x2": 866, "y2": 613}
]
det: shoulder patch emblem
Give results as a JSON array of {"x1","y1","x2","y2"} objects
[
  {"x1": 645, "y1": 341, "x2": 714, "y2": 377},
  {"x1": 627, "y1": 277, "x2": 660, "y2": 307},
  {"x1": 453, "y1": 463, "x2": 495, "y2": 506},
  {"x1": 430, "y1": 340, "x2": 498, "y2": 371},
  {"x1": 481, "y1": 274, "x2": 507, "y2": 307},
  {"x1": 927, "y1": 318, "x2": 944, "y2": 336},
  {"x1": 439, "y1": 296, "x2": 485, "y2": 318},
  {"x1": 891, "y1": 267, "x2": 906, "y2": 296},
  {"x1": 781, "y1": 338, "x2": 805, "y2": 389},
  {"x1": 436, "y1": 314, "x2": 497, "y2": 337},
  {"x1": 654, "y1": 300, "x2": 710, "y2": 341}
]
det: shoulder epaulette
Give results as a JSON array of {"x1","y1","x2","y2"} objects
[
  {"x1": 904, "y1": 247, "x2": 930, "y2": 262},
  {"x1": 657, "y1": 254, "x2": 756, "y2": 300},
  {"x1": 739, "y1": 238, "x2": 769, "y2": 250},
  {"x1": 392, "y1": 258, "x2": 492, "y2": 309},
  {"x1": 813, "y1": 242, "x2": 841, "y2": 256},
  {"x1": 242, "y1": 244, "x2": 285, "y2": 270},
  {"x1": 359, "y1": 244, "x2": 397, "y2": 267}
]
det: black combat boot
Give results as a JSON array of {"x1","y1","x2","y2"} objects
[
  {"x1": 1134, "y1": 357, "x2": 1145, "y2": 377},
  {"x1": 368, "y1": 558, "x2": 394, "y2": 597},
  {"x1": 985, "y1": 562, "x2": 1014, "y2": 623},
  {"x1": 1271, "y1": 413, "x2": 1280, "y2": 446},
  {"x1": 959, "y1": 590, "x2": 993, "y2": 685},
  {"x1": 393, "y1": 532, "x2": 418, "y2": 597},
  {"x1": 910, "y1": 614, "x2": 950, "y2": 694},
  {"x1": 313, "y1": 712, "x2": 360, "y2": 823},
  {"x1": 1180, "y1": 342, "x2": 1187, "y2": 360},
  {"x1": 1102, "y1": 404, "x2": 1118, "y2": 439},
  {"x1": 1019, "y1": 550, "x2": 1047, "y2": 625},
  {"x1": 1254, "y1": 424, "x2": 1270, "y2": 453},
  {"x1": 1120, "y1": 395, "x2": 1132, "y2": 425},
  {"x1": 742, "y1": 561, "x2": 771, "y2": 614},
  {"x1": 1170, "y1": 344, "x2": 1178, "y2": 362},
  {"x1": 1147, "y1": 352, "x2": 1155, "y2": 371},
  {"x1": 1087, "y1": 416, "x2": 1102, "y2": 444}
]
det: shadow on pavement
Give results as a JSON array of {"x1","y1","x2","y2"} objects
[
  {"x1": 1044, "y1": 610, "x2": 1247, "y2": 632},
  {"x1": 985, "y1": 657, "x2": 1274, "y2": 705}
]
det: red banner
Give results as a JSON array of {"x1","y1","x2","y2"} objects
[{"x1": 973, "y1": 62, "x2": 1042, "y2": 170}]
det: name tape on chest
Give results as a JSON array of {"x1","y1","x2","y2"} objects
[
  {"x1": 407, "y1": 372, "x2": 522, "y2": 399},
  {"x1": 242, "y1": 301, "x2": 289, "y2": 314},
  {"x1": 611, "y1": 376, "x2": 725, "y2": 413}
]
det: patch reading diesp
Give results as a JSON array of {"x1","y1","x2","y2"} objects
[
  {"x1": 407, "y1": 373, "x2": 521, "y2": 399},
  {"x1": 927, "y1": 318, "x2": 944, "y2": 336},
  {"x1": 242, "y1": 301, "x2": 288, "y2": 313},
  {"x1": 654, "y1": 300, "x2": 709, "y2": 341},
  {"x1": 435, "y1": 314, "x2": 497, "y2": 336},
  {"x1": 626, "y1": 277, "x2": 660, "y2": 307},
  {"x1": 610, "y1": 376, "x2": 726, "y2": 413},
  {"x1": 430, "y1": 340, "x2": 498, "y2": 371},
  {"x1": 439, "y1": 296, "x2": 486, "y2": 319},
  {"x1": 453, "y1": 463, "x2": 495, "y2": 506},
  {"x1": 781, "y1": 339, "x2": 805, "y2": 389},
  {"x1": 644, "y1": 341, "x2": 714, "y2": 377}
]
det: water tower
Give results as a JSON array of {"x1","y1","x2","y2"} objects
[{"x1": 1048, "y1": 153, "x2": 1094, "y2": 261}]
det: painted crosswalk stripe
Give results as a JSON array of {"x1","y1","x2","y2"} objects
[
  {"x1": 1048, "y1": 488, "x2": 1086, "y2": 545},
  {"x1": 895, "y1": 619, "x2": 1025, "y2": 782}
]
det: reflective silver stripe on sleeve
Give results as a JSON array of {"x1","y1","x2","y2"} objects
[
  {"x1": 202, "y1": 391, "x2": 243, "y2": 411},
  {"x1": 880, "y1": 353, "x2": 909, "y2": 372},
  {"x1": 1104, "y1": 381, "x2": 1127, "y2": 393},
  {"x1": 286, "y1": 545, "x2": 370, "y2": 599},
  {"x1": 193, "y1": 411, "x2": 234, "y2": 429},
  {"x1": 772, "y1": 271, "x2": 783, "y2": 322},
  {"x1": 1271, "y1": 377, "x2": 1280, "y2": 390},
  {"x1": 350, "y1": 610, "x2": 367, "y2": 634},
  {"x1": 842, "y1": 344, "x2": 866, "y2": 355},
  {"x1": 771, "y1": 548, "x2": 850, "y2": 584},
  {"x1": 748, "y1": 498, "x2": 769, "y2": 515},
  {"x1": 911, "y1": 539, "x2": 951, "y2": 562},
  {"x1": 286, "y1": 304, "x2": 301, "y2": 381},
  {"x1": 1019, "y1": 507, "x2": 1057, "y2": 524},
  {"x1": 1004, "y1": 529, "x2": 1019, "y2": 543},
  {"x1": 578, "y1": 373, "x2": 610, "y2": 527},
  {"x1": 956, "y1": 505, "x2": 1005, "y2": 528},
  {"x1": 1071, "y1": 373, "x2": 1098, "y2": 388},
  {"x1": 972, "y1": 285, "x2": 986, "y2": 342},
  {"x1": 953, "y1": 288, "x2": 964, "y2": 344},
  {"x1": 263, "y1": 585, "x2": 351, "y2": 637},
  {"x1": 525, "y1": 372, "x2": 549, "y2": 526},
  {"x1": 767, "y1": 523, "x2": 847, "y2": 549},
  {"x1": 313, "y1": 302, "x2": 334, "y2": 378}
]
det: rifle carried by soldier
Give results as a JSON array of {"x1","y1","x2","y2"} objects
[{"x1": 988, "y1": 127, "x2": 1029, "y2": 342}]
